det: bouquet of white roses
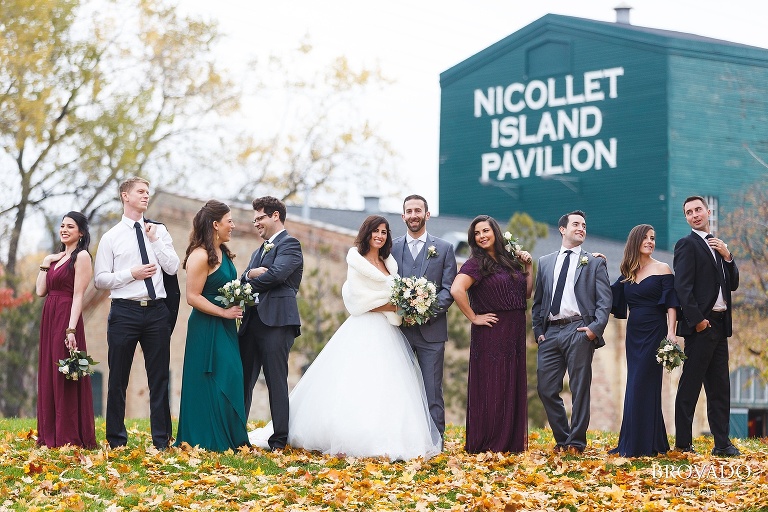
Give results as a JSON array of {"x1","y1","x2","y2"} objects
[
  {"x1": 56, "y1": 348, "x2": 98, "y2": 381},
  {"x1": 390, "y1": 276, "x2": 438, "y2": 327},
  {"x1": 503, "y1": 231, "x2": 523, "y2": 257},
  {"x1": 215, "y1": 279, "x2": 256, "y2": 329},
  {"x1": 656, "y1": 337, "x2": 687, "y2": 372}
]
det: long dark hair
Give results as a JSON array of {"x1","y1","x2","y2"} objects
[
  {"x1": 467, "y1": 215, "x2": 524, "y2": 277},
  {"x1": 355, "y1": 215, "x2": 392, "y2": 258},
  {"x1": 620, "y1": 224, "x2": 654, "y2": 283},
  {"x1": 59, "y1": 211, "x2": 91, "y2": 272},
  {"x1": 183, "y1": 200, "x2": 236, "y2": 269}
]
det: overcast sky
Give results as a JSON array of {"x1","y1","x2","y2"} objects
[{"x1": 178, "y1": 0, "x2": 767, "y2": 213}]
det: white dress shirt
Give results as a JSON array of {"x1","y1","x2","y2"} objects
[
  {"x1": 94, "y1": 216, "x2": 180, "y2": 300},
  {"x1": 692, "y1": 229, "x2": 728, "y2": 311},
  {"x1": 549, "y1": 246, "x2": 582, "y2": 320},
  {"x1": 406, "y1": 232, "x2": 427, "y2": 258}
]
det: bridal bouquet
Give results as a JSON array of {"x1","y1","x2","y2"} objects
[
  {"x1": 216, "y1": 279, "x2": 256, "y2": 329},
  {"x1": 56, "y1": 349, "x2": 98, "y2": 381},
  {"x1": 656, "y1": 337, "x2": 687, "y2": 372},
  {"x1": 391, "y1": 276, "x2": 438, "y2": 326}
]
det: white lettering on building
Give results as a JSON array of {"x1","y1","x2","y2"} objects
[{"x1": 475, "y1": 67, "x2": 624, "y2": 182}]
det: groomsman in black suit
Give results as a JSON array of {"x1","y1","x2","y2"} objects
[
  {"x1": 673, "y1": 195, "x2": 740, "y2": 457},
  {"x1": 239, "y1": 196, "x2": 303, "y2": 451}
]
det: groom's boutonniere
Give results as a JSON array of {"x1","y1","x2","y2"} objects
[
  {"x1": 426, "y1": 245, "x2": 438, "y2": 258},
  {"x1": 263, "y1": 242, "x2": 275, "y2": 253},
  {"x1": 579, "y1": 255, "x2": 589, "y2": 267}
]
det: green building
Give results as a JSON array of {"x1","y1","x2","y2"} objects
[{"x1": 439, "y1": 12, "x2": 768, "y2": 250}]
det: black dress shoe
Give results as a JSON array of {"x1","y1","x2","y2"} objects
[
  {"x1": 552, "y1": 444, "x2": 567, "y2": 453},
  {"x1": 269, "y1": 446, "x2": 284, "y2": 453},
  {"x1": 566, "y1": 445, "x2": 585, "y2": 455},
  {"x1": 711, "y1": 444, "x2": 741, "y2": 457},
  {"x1": 674, "y1": 444, "x2": 696, "y2": 454}
]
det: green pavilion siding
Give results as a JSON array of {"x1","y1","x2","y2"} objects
[{"x1": 440, "y1": 14, "x2": 768, "y2": 250}]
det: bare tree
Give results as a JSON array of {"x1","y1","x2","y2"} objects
[{"x1": 231, "y1": 39, "x2": 400, "y2": 206}]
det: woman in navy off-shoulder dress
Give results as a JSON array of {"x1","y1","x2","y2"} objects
[
  {"x1": 451, "y1": 216, "x2": 533, "y2": 453},
  {"x1": 610, "y1": 224, "x2": 679, "y2": 457}
]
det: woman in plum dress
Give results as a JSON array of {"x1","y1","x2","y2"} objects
[
  {"x1": 451, "y1": 215, "x2": 533, "y2": 453},
  {"x1": 610, "y1": 224, "x2": 679, "y2": 457},
  {"x1": 36, "y1": 211, "x2": 97, "y2": 448}
]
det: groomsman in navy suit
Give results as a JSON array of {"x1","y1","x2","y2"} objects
[
  {"x1": 673, "y1": 195, "x2": 740, "y2": 457},
  {"x1": 239, "y1": 196, "x2": 303, "y2": 451},
  {"x1": 392, "y1": 195, "x2": 457, "y2": 440}
]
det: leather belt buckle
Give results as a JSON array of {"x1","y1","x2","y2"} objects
[{"x1": 140, "y1": 299, "x2": 149, "y2": 307}]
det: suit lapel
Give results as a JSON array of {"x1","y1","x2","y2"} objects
[
  {"x1": 574, "y1": 249, "x2": 586, "y2": 284},
  {"x1": 541, "y1": 252, "x2": 558, "y2": 313},
  {"x1": 393, "y1": 237, "x2": 406, "y2": 271},
  {"x1": 417, "y1": 235, "x2": 433, "y2": 276},
  {"x1": 262, "y1": 231, "x2": 288, "y2": 263},
  {"x1": 691, "y1": 232, "x2": 719, "y2": 271}
]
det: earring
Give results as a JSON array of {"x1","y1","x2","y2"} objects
[{"x1": 216, "y1": 231, "x2": 220, "y2": 241}]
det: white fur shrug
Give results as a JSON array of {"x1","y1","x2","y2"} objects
[{"x1": 341, "y1": 247, "x2": 402, "y2": 326}]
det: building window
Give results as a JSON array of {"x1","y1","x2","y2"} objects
[
  {"x1": 730, "y1": 366, "x2": 768, "y2": 405},
  {"x1": 704, "y1": 195, "x2": 718, "y2": 235}
]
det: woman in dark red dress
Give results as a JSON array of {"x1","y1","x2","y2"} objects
[
  {"x1": 451, "y1": 215, "x2": 533, "y2": 453},
  {"x1": 36, "y1": 211, "x2": 97, "y2": 448}
]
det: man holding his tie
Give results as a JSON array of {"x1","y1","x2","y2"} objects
[
  {"x1": 94, "y1": 177, "x2": 180, "y2": 450},
  {"x1": 673, "y1": 195, "x2": 740, "y2": 457}
]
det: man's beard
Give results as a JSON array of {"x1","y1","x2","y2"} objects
[{"x1": 407, "y1": 218, "x2": 425, "y2": 233}]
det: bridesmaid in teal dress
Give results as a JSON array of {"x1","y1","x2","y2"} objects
[{"x1": 175, "y1": 200, "x2": 250, "y2": 451}]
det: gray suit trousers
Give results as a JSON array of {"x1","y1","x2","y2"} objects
[
  {"x1": 403, "y1": 327, "x2": 446, "y2": 436},
  {"x1": 536, "y1": 320, "x2": 595, "y2": 449}
]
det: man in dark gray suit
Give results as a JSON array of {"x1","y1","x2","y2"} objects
[
  {"x1": 531, "y1": 210, "x2": 611, "y2": 454},
  {"x1": 239, "y1": 196, "x2": 303, "y2": 451},
  {"x1": 392, "y1": 194, "x2": 457, "y2": 439}
]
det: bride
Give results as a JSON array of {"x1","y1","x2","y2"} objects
[{"x1": 249, "y1": 215, "x2": 442, "y2": 460}]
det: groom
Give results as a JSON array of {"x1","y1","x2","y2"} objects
[
  {"x1": 239, "y1": 196, "x2": 303, "y2": 451},
  {"x1": 531, "y1": 209, "x2": 611, "y2": 454},
  {"x1": 392, "y1": 194, "x2": 457, "y2": 440}
]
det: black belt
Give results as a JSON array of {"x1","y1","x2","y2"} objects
[
  {"x1": 709, "y1": 310, "x2": 726, "y2": 320},
  {"x1": 549, "y1": 315, "x2": 583, "y2": 326},
  {"x1": 112, "y1": 298, "x2": 165, "y2": 307}
]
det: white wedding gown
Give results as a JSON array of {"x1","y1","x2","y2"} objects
[{"x1": 248, "y1": 248, "x2": 442, "y2": 461}]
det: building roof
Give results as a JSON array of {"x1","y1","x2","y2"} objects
[{"x1": 441, "y1": 13, "x2": 768, "y2": 87}]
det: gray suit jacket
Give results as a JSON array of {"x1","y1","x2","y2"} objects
[
  {"x1": 531, "y1": 249, "x2": 612, "y2": 348},
  {"x1": 392, "y1": 233, "x2": 457, "y2": 342},
  {"x1": 239, "y1": 230, "x2": 304, "y2": 337}
]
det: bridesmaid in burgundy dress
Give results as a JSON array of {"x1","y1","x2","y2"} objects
[
  {"x1": 36, "y1": 211, "x2": 97, "y2": 448},
  {"x1": 451, "y1": 215, "x2": 533, "y2": 453}
]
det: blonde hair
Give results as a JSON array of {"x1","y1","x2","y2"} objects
[{"x1": 118, "y1": 177, "x2": 150, "y2": 202}]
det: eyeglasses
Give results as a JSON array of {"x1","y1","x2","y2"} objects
[{"x1": 252, "y1": 213, "x2": 271, "y2": 225}]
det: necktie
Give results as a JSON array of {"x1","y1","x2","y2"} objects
[
  {"x1": 410, "y1": 239, "x2": 421, "y2": 259},
  {"x1": 134, "y1": 222, "x2": 156, "y2": 299},
  {"x1": 706, "y1": 234, "x2": 727, "y2": 288},
  {"x1": 549, "y1": 250, "x2": 572, "y2": 317}
]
